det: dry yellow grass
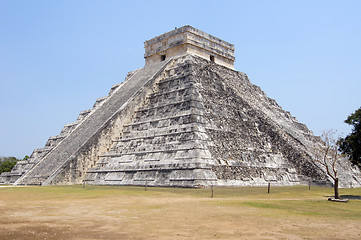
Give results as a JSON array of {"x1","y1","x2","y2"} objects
[{"x1": 0, "y1": 185, "x2": 360, "y2": 239}]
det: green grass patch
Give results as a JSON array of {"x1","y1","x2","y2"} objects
[{"x1": 1, "y1": 185, "x2": 361, "y2": 239}]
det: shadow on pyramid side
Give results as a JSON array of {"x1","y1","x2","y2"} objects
[{"x1": 1, "y1": 26, "x2": 360, "y2": 188}]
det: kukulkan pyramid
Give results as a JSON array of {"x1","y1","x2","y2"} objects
[{"x1": 1, "y1": 26, "x2": 360, "y2": 187}]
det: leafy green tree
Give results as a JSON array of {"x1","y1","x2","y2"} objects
[
  {"x1": 0, "y1": 156, "x2": 28, "y2": 174},
  {"x1": 0, "y1": 160, "x2": 17, "y2": 174},
  {"x1": 0, "y1": 157, "x2": 19, "y2": 174},
  {"x1": 339, "y1": 107, "x2": 361, "y2": 168},
  {"x1": 0, "y1": 156, "x2": 17, "y2": 162}
]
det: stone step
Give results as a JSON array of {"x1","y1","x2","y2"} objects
[
  {"x1": 89, "y1": 162, "x2": 214, "y2": 173},
  {"x1": 135, "y1": 98, "x2": 202, "y2": 113},
  {"x1": 116, "y1": 127, "x2": 207, "y2": 142},
  {"x1": 77, "y1": 109, "x2": 92, "y2": 121},
  {"x1": 103, "y1": 144, "x2": 209, "y2": 157},
  {"x1": 108, "y1": 83, "x2": 122, "y2": 95},
  {"x1": 45, "y1": 135, "x2": 65, "y2": 147},
  {"x1": 60, "y1": 122, "x2": 79, "y2": 135},
  {"x1": 147, "y1": 86, "x2": 192, "y2": 99},
  {"x1": 123, "y1": 111, "x2": 204, "y2": 127},
  {"x1": 93, "y1": 96, "x2": 108, "y2": 108}
]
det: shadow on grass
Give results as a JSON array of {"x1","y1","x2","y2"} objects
[
  {"x1": 324, "y1": 195, "x2": 361, "y2": 200},
  {"x1": 341, "y1": 195, "x2": 361, "y2": 200}
]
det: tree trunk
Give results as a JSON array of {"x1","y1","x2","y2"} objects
[{"x1": 334, "y1": 178, "x2": 340, "y2": 199}]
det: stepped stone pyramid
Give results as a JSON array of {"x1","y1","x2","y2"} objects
[{"x1": 1, "y1": 26, "x2": 360, "y2": 187}]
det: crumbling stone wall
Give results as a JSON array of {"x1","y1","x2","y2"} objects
[{"x1": 193, "y1": 58, "x2": 328, "y2": 185}]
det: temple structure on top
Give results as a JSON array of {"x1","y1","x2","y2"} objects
[{"x1": 144, "y1": 25, "x2": 235, "y2": 69}]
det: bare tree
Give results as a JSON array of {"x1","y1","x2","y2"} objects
[{"x1": 313, "y1": 130, "x2": 342, "y2": 199}]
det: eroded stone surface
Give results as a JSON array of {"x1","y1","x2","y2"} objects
[
  {"x1": 1, "y1": 26, "x2": 360, "y2": 187},
  {"x1": 84, "y1": 55, "x2": 360, "y2": 187}
]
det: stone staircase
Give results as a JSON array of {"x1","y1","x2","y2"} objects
[
  {"x1": 84, "y1": 58, "x2": 220, "y2": 187},
  {"x1": 0, "y1": 61, "x2": 170, "y2": 185},
  {"x1": 0, "y1": 82, "x2": 125, "y2": 184}
]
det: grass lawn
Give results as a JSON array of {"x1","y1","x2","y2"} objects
[{"x1": 0, "y1": 185, "x2": 360, "y2": 239}]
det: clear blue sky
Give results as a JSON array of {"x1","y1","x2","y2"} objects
[{"x1": 1, "y1": 0, "x2": 360, "y2": 158}]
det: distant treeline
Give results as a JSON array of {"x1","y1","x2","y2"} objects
[{"x1": 0, "y1": 156, "x2": 29, "y2": 174}]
